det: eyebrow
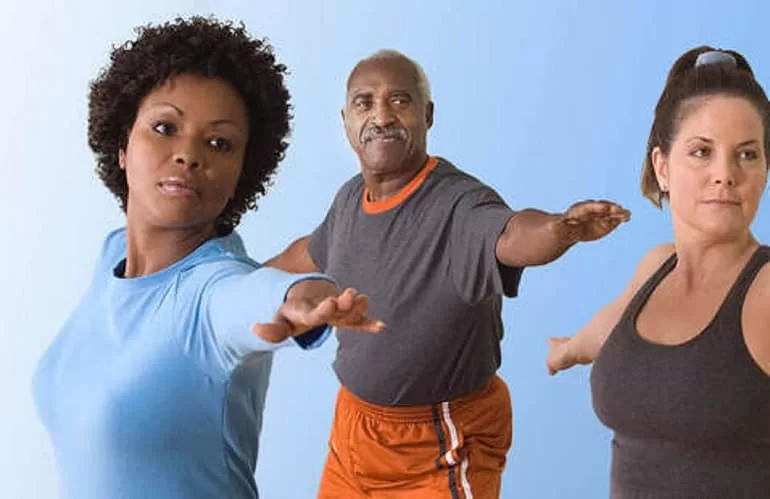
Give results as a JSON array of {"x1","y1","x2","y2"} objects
[
  {"x1": 348, "y1": 88, "x2": 413, "y2": 100},
  {"x1": 149, "y1": 101, "x2": 184, "y2": 116},
  {"x1": 687, "y1": 136, "x2": 760, "y2": 147},
  {"x1": 348, "y1": 90, "x2": 372, "y2": 99}
]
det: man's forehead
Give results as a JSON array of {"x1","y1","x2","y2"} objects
[{"x1": 346, "y1": 58, "x2": 419, "y2": 94}]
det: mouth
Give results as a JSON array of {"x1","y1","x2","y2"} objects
[
  {"x1": 157, "y1": 177, "x2": 200, "y2": 198},
  {"x1": 703, "y1": 199, "x2": 741, "y2": 206}
]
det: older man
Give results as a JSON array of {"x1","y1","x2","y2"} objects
[{"x1": 267, "y1": 50, "x2": 629, "y2": 498}]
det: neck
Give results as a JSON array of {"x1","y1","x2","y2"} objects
[
  {"x1": 671, "y1": 227, "x2": 758, "y2": 291},
  {"x1": 362, "y1": 151, "x2": 429, "y2": 202},
  {"x1": 123, "y1": 220, "x2": 216, "y2": 278}
]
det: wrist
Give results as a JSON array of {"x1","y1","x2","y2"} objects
[
  {"x1": 565, "y1": 338, "x2": 585, "y2": 364},
  {"x1": 286, "y1": 278, "x2": 340, "y2": 304}
]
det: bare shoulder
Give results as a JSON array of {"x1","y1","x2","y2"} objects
[
  {"x1": 743, "y1": 258, "x2": 770, "y2": 376},
  {"x1": 596, "y1": 243, "x2": 676, "y2": 320},
  {"x1": 623, "y1": 243, "x2": 675, "y2": 296}
]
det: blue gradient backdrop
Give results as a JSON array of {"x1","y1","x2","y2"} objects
[{"x1": 2, "y1": 1, "x2": 768, "y2": 497}]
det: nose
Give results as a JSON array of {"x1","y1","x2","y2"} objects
[
  {"x1": 174, "y1": 155, "x2": 200, "y2": 169},
  {"x1": 713, "y1": 152, "x2": 737, "y2": 186},
  {"x1": 173, "y1": 140, "x2": 202, "y2": 169},
  {"x1": 371, "y1": 100, "x2": 396, "y2": 127}
]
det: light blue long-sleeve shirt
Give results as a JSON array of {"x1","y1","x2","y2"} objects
[{"x1": 33, "y1": 228, "x2": 331, "y2": 498}]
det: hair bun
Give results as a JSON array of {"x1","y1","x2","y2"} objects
[{"x1": 666, "y1": 46, "x2": 755, "y2": 84}]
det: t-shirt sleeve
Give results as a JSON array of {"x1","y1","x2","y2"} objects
[
  {"x1": 204, "y1": 265, "x2": 335, "y2": 360},
  {"x1": 308, "y1": 182, "x2": 352, "y2": 272},
  {"x1": 449, "y1": 186, "x2": 523, "y2": 304},
  {"x1": 308, "y1": 213, "x2": 332, "y2": 272}
]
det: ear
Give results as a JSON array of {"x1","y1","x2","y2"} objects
[
  {"x1": 119, "y1": 149, "x2": 127, "y2": 170},
  {"x1": 340, "y1": 107, "x2": 350, "y2": 135},
  {"x1": 651, "y1": 146, "x2": 669, "y2": 191},
  {"x1": 425, "y1": 101, "x2": 434, "y2": 130}
]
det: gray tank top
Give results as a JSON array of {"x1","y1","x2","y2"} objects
[{"x1": 591, "y1": 246, "x2": 770, "y2": 498}]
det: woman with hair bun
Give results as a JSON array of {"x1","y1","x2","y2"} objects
[{"x1": 548, "y1": 46, "x2": 770, "y2": 497}]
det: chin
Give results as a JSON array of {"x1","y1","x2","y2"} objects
[
  {"x1": 145, "y1": 211, "x2": 214, "y2": 232},
  {"x1": 358, "y1": 143, "x2": 410, "y2": 171},
  {"x1": 361, "y1": 156, "x2": 404, "y2": 174}
]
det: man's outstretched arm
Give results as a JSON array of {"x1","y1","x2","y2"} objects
[{"x1": 495, "y1": 200, "x2": 631, "y2": 267}]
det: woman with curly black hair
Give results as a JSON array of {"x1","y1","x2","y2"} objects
[{"x1": 32, "y1": 16, "x2": 382, "y2": 499}]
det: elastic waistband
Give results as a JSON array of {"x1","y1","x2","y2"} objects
[{"x1": 338, "y1": 375, "x2": 507, "y2": 424}]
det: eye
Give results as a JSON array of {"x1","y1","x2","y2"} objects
[
  {"x1": 391, "y1": 94, "x2": 411, "y2": 106},
  {"x1": 208, "y1": 136, "x2": 233, "y2": 152},
  {"x1": 353, "y1": 98, "x2": 371, "y2": 111},
  {"x1": 738, "y1": 149, "x2": 759, "y2": 161},
  {"x1": 690, "y1": 146, "x2": 710, "y2": 159},
  {"x1": 151, "y1": 121, "x2": 176, "y2": 136}
]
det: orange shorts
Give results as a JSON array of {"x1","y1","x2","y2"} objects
[{"x1": 317, "y1": 375, "x2": 513, "y2": 498}]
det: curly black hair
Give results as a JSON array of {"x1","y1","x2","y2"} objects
[{"x1": 88, "y1": 16, "x2": 291, "y2": 235}]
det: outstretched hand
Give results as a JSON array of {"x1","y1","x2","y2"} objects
[
  {"x1": 546, "y1": 337, "x2": 574, "y2": 375},
  {"x1": 252, "y1": 281, "x2": 385, "y2": 343},
  {"x1": 546, "y1": 335, "x2": 597, "y2": 375},
  {"x1": 554, "y1": 200, "x2": 631, "y2": 243}
]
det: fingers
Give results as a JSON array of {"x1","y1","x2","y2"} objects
[
  {"x1": 567, "y1": 200, "x2": 631, "y2": 222},
  {"x1": 252, "y1": 286, "x2": 385, "y2": 342},
  {"x1": 333, "y1": 288, "x2": 358, "y2": 312},
  {"x1": 596, "y1": 216, "x2": 622, "y2": 232},
  {"x1": 324, "y1": 290, "x2": 384, "y2": 333},
  {"x1": 279, "y1": 288, "x2": 386, "y2": 337},
  {"x1": 352, "y1": 294, "x2": 369, "y2": 315},
  {"x1": 546, "y1": 337, "x2": 572, "y2": 376},
  {"x1": 336, "y1": 317, "x2": 386, "y2": 333},
  {"x1": 343, "y1": 294, "x2": 370, "y2": 325},
  {"x1": 251, "y1": 297, "x2": 337, "y2": 342},
  {"x1": 559, "y1": 199, "x2": 631, "y2": 243}
]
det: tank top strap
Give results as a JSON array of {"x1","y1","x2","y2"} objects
[
  {"x1": 713, "y1": 245, "x2": 770, "y2": 326},
  {"x1": 614, "y1": 252, "x2": 678, "y2": 334}
]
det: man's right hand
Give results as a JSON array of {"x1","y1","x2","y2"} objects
[{"x1": 554, "y1": 199, "x2": 631, "y2": 243}]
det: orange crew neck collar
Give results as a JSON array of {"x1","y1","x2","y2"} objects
[{"x1": 362, "y1": 156, "x2": 439, "y2": 215}]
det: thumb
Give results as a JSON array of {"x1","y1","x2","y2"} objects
[{"x1": 252, "y1": 317, "x2": 293, "y2": 343}]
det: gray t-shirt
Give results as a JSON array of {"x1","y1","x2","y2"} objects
[{"x1": 309, "y1": 157, "x2": 522, "y2": 406}]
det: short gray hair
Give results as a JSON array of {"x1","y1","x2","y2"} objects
[{"x1": 356, "y1": 49, "x2": 432, "y2": 102}]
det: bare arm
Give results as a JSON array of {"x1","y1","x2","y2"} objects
[
  {"x1": 496, "y1": 209, "x2": 576, "y2": 267},
  {"x1": 547, "y1": 243, "x2": 674, "y2": 374},
  {"x1": 264, "y1": 236, "x2": 319, "y2": 273},
  {"x1": 496, "y1": 202, "x2": 630, "y2": 268}
]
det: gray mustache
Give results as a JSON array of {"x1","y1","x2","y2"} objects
[{"x1": 362, "y1": 126, "x2": 407, "y2": 143}]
